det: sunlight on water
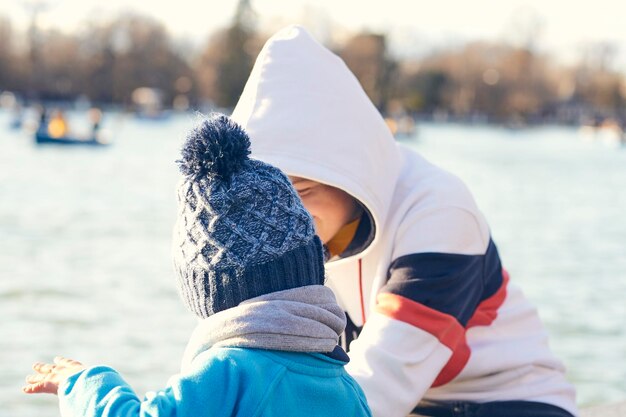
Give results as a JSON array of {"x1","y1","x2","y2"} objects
[{"x1": 1, "y1": 112, "x2": 624, "y2": 416}]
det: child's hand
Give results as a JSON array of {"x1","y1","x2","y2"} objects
[{"x1": 23, "y1": 356, "x2": 86, "y2": 395}]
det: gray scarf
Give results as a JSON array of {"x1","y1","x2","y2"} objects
[{"x1": 181, "y1": 285, "x2": 346, "y2": 371}]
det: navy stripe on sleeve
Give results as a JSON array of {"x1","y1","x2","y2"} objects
[{"x1": 381, "y1": 239, "x2": 503, "y2": 326}]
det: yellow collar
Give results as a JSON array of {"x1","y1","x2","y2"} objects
[{"x1": 326, "y1": 217, "x2": 361, "y2": 258}]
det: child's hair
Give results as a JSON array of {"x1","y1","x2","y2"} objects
[{"x1": 172, "y1": 114, "x2": 326, "y2": 318}]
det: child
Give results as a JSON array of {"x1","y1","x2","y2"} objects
[
  {"x1": 23, "y1": 114, "x2": 372, "y2": 417},
  {"x1": 230, "y1": 25, "x2": 578, "y2": 417}
]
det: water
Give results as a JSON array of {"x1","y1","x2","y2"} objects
[{"x1": 1, "y1": 112, "x2": 624, "y2": 415}]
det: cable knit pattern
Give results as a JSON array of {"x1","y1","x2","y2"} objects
[{"x1": 172, "y1": 114, "x2": 325, "y2": 317}]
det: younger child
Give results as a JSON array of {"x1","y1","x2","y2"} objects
[{"x1": 23, "y1": 114, "x2": 372, "y2": 417}]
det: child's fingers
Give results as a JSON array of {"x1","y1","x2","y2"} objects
[
  {"x1": 25, "y1": 373, "x2": 45, "y2": 384},
  {"x1": 54, "y1": 356, "x2": 82, "y2": 367},
  {"x1": 23, "y1": 382, "x2": 47, "y2": 394},
  {"x1": 22, "y1": 380, "x2": 58, "y2": 395},
  {"x1": 32, "y1": 362, "x2": 55, "y2": 374},
  {"x1": 53, "y1": 356, "x2": 67, "y2": 365},
  {"x1": 22, "y1": 384, "x2": 38, "y2": 394}
]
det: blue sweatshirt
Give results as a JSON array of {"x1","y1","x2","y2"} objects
[{"x1": 58, "y1": 347, "x2": 371, "y2": 417}]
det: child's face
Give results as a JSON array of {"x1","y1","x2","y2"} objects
[{"x1": 289, "y1": 176, "x2": 362, "y2": 244}]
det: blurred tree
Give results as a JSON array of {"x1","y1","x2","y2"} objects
[
  {"x1": 1, "y1": 12, "x2": 194, "y2": 107},
  {"x1": 0, "y1": 16, "x2": 18, "y2": 91},
  {"x1": 36, "y1": 30, "x2": 82, "y2": 101},
  {"x1": 23, "y1": 0, "x2": 54, "y2": 101},
  {"x1": 400, "y1": 42, "x2": 556, "y2": 122},
  {"x1": 396, "y1": 65, "x2": 449, "y2": 113},
  {"x1": 195, "y1": 0, "x2": 260, "y2": 108},
  {"x1": 76, "y1": 23, "x2": 117, "y2": 104},
  {"x1": 571, "y1": 69, "x2": 624, "y2": 116},
  {"x1": 100, "y1": 14, "x2": 194, "y2": 106},
  {"x1": 571, "y1": 42, "x2": 625, "y2": 115},
  {"x1": 498, "y1": 46, "x2": 554, "y2": 120},
  {"x1": 0, "y1": 10, "x2": 624, "y2": 121},
  {"x1": 339, "y1": 32, "x2": 396, "y2": 111},
  {"x1": 0, "y1": 16, "x2": 34, "y2": 98}
]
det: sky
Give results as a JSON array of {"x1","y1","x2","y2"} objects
[{"x1": 5, "y1": 0, "x2": 626, "y2": 67}]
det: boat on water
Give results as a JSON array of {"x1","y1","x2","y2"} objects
[
  {"x1": 35, "y1": 128, "x2": 108, "y2": 146},
  {"x1": 34, "y1": 107, "x2": 109, "y2": 146}
]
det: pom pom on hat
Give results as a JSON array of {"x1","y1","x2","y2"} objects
[{"x1": 178, "y1": 113, "x2": 251, "y2": 179}]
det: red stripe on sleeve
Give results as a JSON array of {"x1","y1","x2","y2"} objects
[
  {"x1": 375, "y1": 293, "x2": 464, "y2": 351},
  {"x1": 466, "y1": 269, "x2": 509, "y2": 328},
  {"x1": 375, "y1": 269, "x2": 511, "y2": 388},
  {"x1": 431, "y1": 342, "x2": 471, "y2": 387},
  {"x1": 433, "y1": 269, "x2": 510, "y2": 386}
]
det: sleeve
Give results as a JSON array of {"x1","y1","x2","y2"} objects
[
  {"x1": 346, "y1": 206, "x2": 507, "y2": 417},
  {"x1": 58, "y1": 361, "x2": 241, "y2": 417},
  {"x1": 58, "y1": 366, "x2": 177, "y2": 417}
]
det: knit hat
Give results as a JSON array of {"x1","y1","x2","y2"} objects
[{"x1": 172, "y1": 113, "x2": 325, "y2": 318}]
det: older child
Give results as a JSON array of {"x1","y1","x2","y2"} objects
[
  {"x1": 23, "y1": 114, "x2": 372, "y2": 417},
  {"x1": 230, "y1": 25, "x2": 578, "y2": 417}
]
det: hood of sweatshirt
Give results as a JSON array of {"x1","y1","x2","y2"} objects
[{"x1": 232, "y1": 25, "x2": 402, "y2": 262}]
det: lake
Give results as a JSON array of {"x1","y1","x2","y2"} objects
[{"x1": 1, "y1": 110, "x2": 624, "y2": 416}]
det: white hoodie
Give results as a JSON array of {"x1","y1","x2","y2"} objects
[{"x1": 232, "y1": 25, "x2": 577, "y2": 417}]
